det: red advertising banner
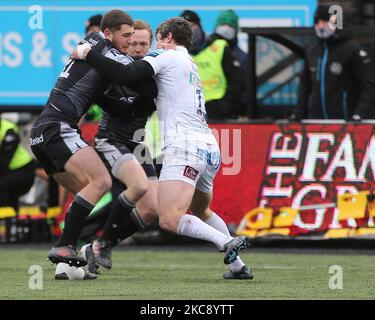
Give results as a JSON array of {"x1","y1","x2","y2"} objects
[
  {"x1": 209, "y1": 123, "x2": 375, "y2": 239},
  {"x1": 79, "y1": 122, "x2": 375, "y2": 239}
]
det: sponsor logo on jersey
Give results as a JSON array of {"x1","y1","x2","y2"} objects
[
  {"x1": 183, "y1": 165, "x2": 199, "y2": 180},
  {"x1": 88, "y1": 38, "x2": 99, "y2": 46},
  {"x1": 146, "y1": 49, "x2": 166, "y2": 58},
  {"x1": 82, "y1": 38, "x2": 99, "y2": 47},
  {"x1": 120, "y1": 96, "x2": 136, "y2": 104},
  {"x1": 29, "y1": 134, "x2": 44, "y2": 146}
]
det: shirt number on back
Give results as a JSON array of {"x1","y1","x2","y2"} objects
[
  {"x1": 195, "y1": 89, "x2": 206, "y2": 120},
  {"x1": 59, "y1": 59, "x2": 75, "y2": 79}
]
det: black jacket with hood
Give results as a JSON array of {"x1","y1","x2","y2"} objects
[{"x1": 296, "y1": 28, "x2": 375, "y2": 120}]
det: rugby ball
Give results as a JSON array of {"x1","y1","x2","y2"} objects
[{"x1": 55, "y1": 263, "x2": 85, "y2": 280}]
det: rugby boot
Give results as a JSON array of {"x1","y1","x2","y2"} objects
[
  {"x1": 81, "y1": 243, "x2": 100, "y2": 274},
  {"x1": 223, "y1": 265, "x2": 254, "y2": 280},
  {"x1": 47, "y1": 245, "x2": 87, "y2": 267},
  {"x1": 91, "y1": 239, "x2": 112, "y2": 269},
  {"x1": 223, "y1": 236, "x2": 251, "y2": 265}
]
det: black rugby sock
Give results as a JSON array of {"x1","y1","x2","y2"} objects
[
  {"x1": 56, "y1": 194, "x2": 95, "y2": 247},
  {"x1": 101, "y1": 193, "x2": 145, "y2": 247}
]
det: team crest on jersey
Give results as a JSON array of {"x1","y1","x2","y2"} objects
[
  {"x1": 183, "y1": 166, "x2": 199, "y2": 180},
  {"x1": 330, "y1": 62, "x2": 343, "y2": 75},
  {"x1": 120, "y1": 96, "x2": 136, "y2": 104},
  {"x1": 146, "y1": 49, "x2": 166, "y2": 58}
]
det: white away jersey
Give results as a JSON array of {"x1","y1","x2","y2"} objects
[{"x1": 143, "y1": 46, "x2": 216, "y2": 148}]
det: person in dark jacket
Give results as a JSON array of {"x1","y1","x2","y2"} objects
[
  {"x1": 294, "y1": 5, "x2": 375, "y2": 120},
  {"x1": 181, "y1": 10, "x2": 243, "y2": 120},
  {"x1": 180, "y1": 10, "x2": 207, "y2": 55}
]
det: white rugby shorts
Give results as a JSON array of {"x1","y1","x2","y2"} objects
[{"x1": 159, "y1": 140, "x2": 221, "y2": 193}]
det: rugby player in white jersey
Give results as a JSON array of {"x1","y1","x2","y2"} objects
[{"x1": 72, "y1": 17, "x2": 252, "y2": 279}]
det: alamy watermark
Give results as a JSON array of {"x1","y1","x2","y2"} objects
[
  {"x1": 328, "y1": 265, "x2": 343, "y2": 290},
  {"x1": 131, "y1": 124, "x2": 242, "y2": 176},
  {"x1": 28, "y1": 5, "x2": 43, "y2": 30},
  {"x1": 28, "y1": 265, "x2": 43, "y2": 290},
  {"x1": 328, "y1": 5, "x2": 344, "y2": 30}
]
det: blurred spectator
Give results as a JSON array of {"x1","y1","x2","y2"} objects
[
  {"x1": 19, "y1": 165, "x2": 59, "y2": 210},
  {"x1": 0, "y1": 117, "x2": 35, "y2": 210},
  {"x1": 215, "y1": 10, "x2": 247, "y2": 67},
  {"x1": 293, "y1": 5, "x2": 375, "y2": 120},
  {"x1": 214, "y1": 9, "x2": 248, "y2": 116},
  {"x1": 181, "y1": 10, "x2": 243, "y2": 120},
  {"x1": 128, "y1": 19, "x2": 153, "y2": 59},
  {"x1": 85, "y1": 14, "x2": 102, "y2": 35},
  {"x1": 180, "y1": 10, "x2": 207, "y2": 55}
]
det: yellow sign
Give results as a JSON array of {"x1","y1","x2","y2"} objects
[{"x1": 337, "y1": 191, "x2": 368, "y2": 220}]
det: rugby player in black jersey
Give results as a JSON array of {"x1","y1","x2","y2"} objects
[
  {"x1": 80, "y1": 20, "x2": 159, "y2": 273},
  {"x1": 29, "y1": 10, "x2": 157, "y2": 268}
]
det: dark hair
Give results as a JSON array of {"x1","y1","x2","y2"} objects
[
  {"x1": 180, "y1": 10, "x2": 201, "y2": 27},
  {"x1": 156, "y1": 17, "x2": 192, "y2": 50},
  {"x1": 314, "y1": 5, "x2": 331, "y2": 24},
  {"x1": 85, "y1": 14, "x2": 102, "y2": 34},
  {"x1": 134, "y1": 19, "x2": 153, "y2": 43},
  {"x1": 100, "y1": 10, "x2": 134, "y2": 32}
]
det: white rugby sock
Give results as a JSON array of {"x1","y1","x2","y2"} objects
[
  {"x1": 204, "y1": 212, "x2": 246, "y2": 272},
  {"x1": 177, "y1": 214, "x2": 232, "y2": 250}
]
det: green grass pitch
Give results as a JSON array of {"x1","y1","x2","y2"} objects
[{"x1": 0, "y1": 247, "x2": 374, "y2": 300}]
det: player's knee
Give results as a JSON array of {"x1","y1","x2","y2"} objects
[
  {"x1": 102, "y1": 174, "x2": 112, "y2": 191},
  {"x1": 141, "y1": 211, "x2": 158, "y2": 225},
  {"x1": 158, "y1": 216, "x2": 173, "y2": 232},
  {"x1": 92, "y1": 175, "x2": 112, "y2": 195},
  {"x1": 158, "y1": 214, "x2": 179, "y2": 233},
  {"x1": 139, "y1": 206, "x2": 158, "y2": 223},
  {"x1": 129, "y1": 184, "x2": 148, "y2": 201}
]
